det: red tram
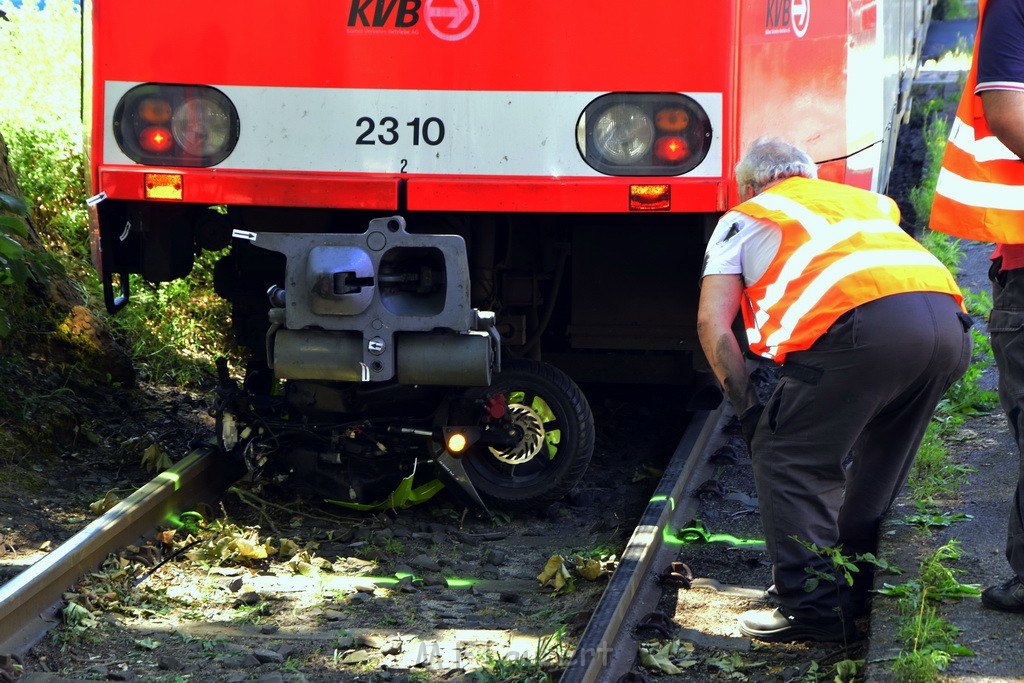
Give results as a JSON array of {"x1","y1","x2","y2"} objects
[{"x1": 85, "y1": 0, "x2": 934, "y2": 510}]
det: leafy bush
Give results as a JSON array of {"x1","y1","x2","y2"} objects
[
  {"x1": 934, "y1": 0, "x2": 974, "y2": 20},
  {"x1": 3, "y1": 125, "x2": 91, "y2": 268},
  {"x1": 0, "y1": 2, "x2": 234, "y2": 387},
  {"x1": 104, "y1": 256, "x2": 239, "y2": 387},
  {"x1": 909, "y1": 112, "x2": 951, "y2": 233},
  {"x1": 0, "y1": 192, "x2": 30, "y2": 286}
]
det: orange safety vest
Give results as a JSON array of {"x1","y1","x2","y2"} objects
[
  {"x1": 930, "y1": 0, "x2": 1024, "y2": 243},
  {"x1": 737, "y1": 177, "x2": 964, "y2": 363}
]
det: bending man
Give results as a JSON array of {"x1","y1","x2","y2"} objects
[{"x1": 698, "y1": 137, "x2": 972, "y2": 642}]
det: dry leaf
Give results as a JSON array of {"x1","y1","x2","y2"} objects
[
  {"x1": 576, "y1": 557, "x2": 603, "y2": 581},
  {"x1": 141, "y1": 443, "x2": 172, "y2": 472},
  {"x1": 89, "y1": 491, "x2": 121, "y2": 515},
  {"x1": 537, "y1": 555, "x2": 565, "y2": 584}
]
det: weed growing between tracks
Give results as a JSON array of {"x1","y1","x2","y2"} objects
[
  {"x1": 473, "y1": 625, "x2": 570, "y2": 681},
  {"x1": 876, "y1": 542, "x2": 981, "y2": 681}
]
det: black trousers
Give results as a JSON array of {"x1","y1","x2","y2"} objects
[
  {"x1": 750, "y1": 291, "x2": 972, "y2": 621},
  {"x1": 988, "y1": 261, "x2": 1024, "y2": 582}
]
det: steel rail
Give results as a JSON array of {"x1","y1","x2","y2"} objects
[
  {"x1": 560, "y1": 402, "x2": 731, "y2": 683},
  {"x1": 0, "y1": 446, "x2": 243, "y2": 655}
]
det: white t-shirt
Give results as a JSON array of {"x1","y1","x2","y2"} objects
[{"x1": 701, "y1": 210, "x2": 783, "y2": 286}]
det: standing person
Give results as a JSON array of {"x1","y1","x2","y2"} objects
[
  {"x1": 930, "y1": 0, "x2": 1024, "y2": 611},
  {"x1": 698, "y1": 137, "x2": 973, "y2": 642}
]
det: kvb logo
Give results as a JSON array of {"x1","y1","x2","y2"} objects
[
  {"x1": 348, "y1": 0, "x2": 421, "y2": 28},
  {"x1": 765, "y1": 0, "x2": 810, "y2": 37},
  {"x1": 347, "y1": 0, "x2": 480, "y2": 40}
]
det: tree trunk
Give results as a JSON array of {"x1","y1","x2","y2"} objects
[{"x1": 0, "y1": 132, "x2": 19, "y2": 194}]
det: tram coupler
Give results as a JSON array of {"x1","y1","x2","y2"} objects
[{"x1": 235, "y1": 215, "x2": 500, "y2": 388}]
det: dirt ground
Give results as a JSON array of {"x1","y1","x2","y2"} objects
[
  {"x1": 0, "y1": 362, "x2": 871, "y2": 683},
  {"x1": 1, "y1": 379, "x2": 700, "y2": 682}
]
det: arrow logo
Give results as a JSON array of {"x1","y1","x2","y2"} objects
[
  {"x1": 792, "y1": 0, "x2": 810, "y2": 38},
  {"x1": 429, "y1": 0, "x2": 468, "y2": 29},
  {"x1": 425, "y1": 0, "x2": 479, "y2": 41}
]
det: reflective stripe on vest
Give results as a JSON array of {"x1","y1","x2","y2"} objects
[
  {"x1": 930, "y1": 0, "x2": 1024, "y2": 243},
  {"x1": 737, "y1": 177, "x2": 964, "y2": 363}
]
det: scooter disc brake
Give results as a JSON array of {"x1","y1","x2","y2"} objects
[{"x1": 488, "y1": 403, "x2": 545, "y2": 464}]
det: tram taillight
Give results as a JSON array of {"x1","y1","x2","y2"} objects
[
  {"x1": 654, "y1": 136, "x2": 688, "y2": 163},
  {"x1": 139, "y1": 126, "x2": 173, "y2": 153}
]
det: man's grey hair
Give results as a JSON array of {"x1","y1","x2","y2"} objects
[{"x1": 734, "y1": 137, "x2": 818, "y2": 194}]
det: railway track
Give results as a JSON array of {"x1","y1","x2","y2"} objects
[
  {"x1": 561, "y1": 403, "x2": 729, "y2": 682},
  {"x1": 0, "y1": 446, "x2": 244, "y2": 657},
  {"x1": 0, "y1": 387, "x2": 750, "y2": 681}
]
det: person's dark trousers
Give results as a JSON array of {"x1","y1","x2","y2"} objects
[
  {"x1": 749, "y1": 291, "x2": 972, "y2": 622},
  {"x1": 988, "y1": 259, "x2": 1024, "y2": 581}
]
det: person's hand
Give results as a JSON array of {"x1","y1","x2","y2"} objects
[{"x1": 739, "y1": 403, "x2": 764, "y2": 451}]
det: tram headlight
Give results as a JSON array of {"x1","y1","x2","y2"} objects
[
  {"x1": 591, "y1": 104, "x2": 654, "y2": 165},
  {"x1": 577, "y1": 93, "x2": 713, "y2": 176},
  {"x1": 113, "y1": 83, "x2": 239, "y2": 167},
  {"x1": 171, "y1": 95, "x2": 235, "y2": 157}
]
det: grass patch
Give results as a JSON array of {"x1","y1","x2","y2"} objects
[
  {"x1": 909, "y1": 110, "x2": 952, "y2": 238},
  {"x1": 877, "y1": 542, "x2": 980, "y2": 682},
  {"x1": 473, "y1": 626, "x2": 570, "y2": 682}
]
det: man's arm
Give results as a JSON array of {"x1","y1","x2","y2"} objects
[
  {"x1": 981, "y1": 90, "x2": 1024, "y2": 160},
  {"x1": 696, "y1": 274, "x2": 759, "y2": 415}
]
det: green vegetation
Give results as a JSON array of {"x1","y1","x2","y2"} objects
[
  {"x1": 232, "y1": 600, "x2": 272, "y2": 626},
  {"x1": 876, "y1": 542, "x2": 980, "y2": 681},
  {"x1": 0, "y1": 2, "x2": 234, "y2": 388},
  {"x1": 797, "y1": 540, "x2": 897, "y2": 608},
  {"x1": 472, "y1": 626, "x2": 570, "y2": 682},
  {"x1": 0, "y1": 192, "x2": 35, "y2": 322},
  {"x1": 103, "y1": 255, "x2": 238, "y2": 386},
  {"x1": 908, "y1": 87, "x2": 997, "y2": 507},
  {"x1": 934, "y1": 0, "x2": 974, "y2": 20},
  {"x1": 910, "y1": 109, "x2": 952, "y2": 238},
  {"x1": 1, "y1": 2, "x2": 92, "y2": 294}
]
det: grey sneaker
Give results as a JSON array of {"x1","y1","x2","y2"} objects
[
  {"x1": 982, "y1": 576, "x2": 1024, "y2": 612},
  {"x1": 738, "y1": 608, "x2": 856, "y2": 643}
]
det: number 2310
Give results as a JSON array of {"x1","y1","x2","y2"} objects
[{"x1": 355, "y1": 116, "x2": 446, "y2": 146}]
